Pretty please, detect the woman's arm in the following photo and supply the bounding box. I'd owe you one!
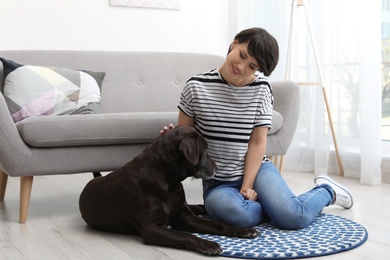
[178,111,195,127]
[240,127,268,201]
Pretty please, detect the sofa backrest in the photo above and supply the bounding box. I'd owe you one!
[0,51,225,113]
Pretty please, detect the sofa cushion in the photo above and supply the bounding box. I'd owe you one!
[16,110,281,148]
[16,112,179,147]
[0,58,105,123]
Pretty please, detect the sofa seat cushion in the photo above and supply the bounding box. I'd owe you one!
[16,112,178,148]
[16,110,282,148]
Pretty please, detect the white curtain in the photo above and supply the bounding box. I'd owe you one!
[235,0,382,185]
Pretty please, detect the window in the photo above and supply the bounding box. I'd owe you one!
[383,1,390,144]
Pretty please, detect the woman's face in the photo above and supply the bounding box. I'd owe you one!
[221,40,260,86]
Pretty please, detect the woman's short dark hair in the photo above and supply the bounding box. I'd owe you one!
[233,27,279,77]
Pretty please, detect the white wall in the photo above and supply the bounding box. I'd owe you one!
[0,0,234,56]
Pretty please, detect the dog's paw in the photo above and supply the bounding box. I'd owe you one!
[198,240,222,255]
[234,228,260,239]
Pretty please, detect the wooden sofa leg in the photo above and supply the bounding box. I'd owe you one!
[273,156,279,168]
[20,176,34,224]
[269,155,285,174]
[279,155,285,173]
[0,171,8,201]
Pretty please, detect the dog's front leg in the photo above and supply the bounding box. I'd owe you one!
[141,226,222,255]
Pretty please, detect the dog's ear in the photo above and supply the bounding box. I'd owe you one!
[179,137,199,166]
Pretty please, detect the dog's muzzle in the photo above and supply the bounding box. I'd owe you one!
[193,153,217,179]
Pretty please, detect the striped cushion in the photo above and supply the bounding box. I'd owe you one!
[0,58,105,122]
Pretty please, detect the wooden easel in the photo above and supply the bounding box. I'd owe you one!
[285,0,344,176]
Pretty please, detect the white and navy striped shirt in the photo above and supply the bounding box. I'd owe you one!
[178,68,273,181]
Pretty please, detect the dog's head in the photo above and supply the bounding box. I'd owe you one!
[160,126,217,180]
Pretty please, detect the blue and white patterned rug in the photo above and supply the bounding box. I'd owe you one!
[195,213,368,259]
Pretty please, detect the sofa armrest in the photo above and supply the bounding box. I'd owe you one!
[266,81,300,156]
[0,92,31,174]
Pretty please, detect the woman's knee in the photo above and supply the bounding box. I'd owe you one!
[204,189,261,228]
[206,202,261,228]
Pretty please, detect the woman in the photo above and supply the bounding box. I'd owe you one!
[161,27,353,229]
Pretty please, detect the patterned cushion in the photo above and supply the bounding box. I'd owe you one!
[0,58,105,122]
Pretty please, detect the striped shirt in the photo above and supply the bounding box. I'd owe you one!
[178,68,273,181]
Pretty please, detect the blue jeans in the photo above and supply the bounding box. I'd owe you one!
[203,161,335,229]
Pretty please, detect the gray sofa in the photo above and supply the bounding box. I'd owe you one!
[0,51,299,223]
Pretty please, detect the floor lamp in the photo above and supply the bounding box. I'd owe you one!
[285,0,344,176]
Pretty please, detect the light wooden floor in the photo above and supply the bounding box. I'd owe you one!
[1,171,389,260]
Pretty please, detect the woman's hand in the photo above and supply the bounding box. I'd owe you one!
[160,124,175,136]
[240,188,258,201]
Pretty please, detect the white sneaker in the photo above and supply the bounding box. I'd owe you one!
[314,174,353,209]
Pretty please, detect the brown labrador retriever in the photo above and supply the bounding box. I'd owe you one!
[79,126,259,255]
